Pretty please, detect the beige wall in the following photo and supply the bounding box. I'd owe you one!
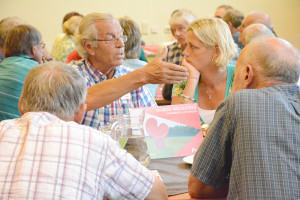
[1,0,300,50]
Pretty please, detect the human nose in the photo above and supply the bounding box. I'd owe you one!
[115,37,124,47]
[182,47,189,56]
[173,29,181,36]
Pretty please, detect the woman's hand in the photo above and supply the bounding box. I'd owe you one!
[182,57,200,78]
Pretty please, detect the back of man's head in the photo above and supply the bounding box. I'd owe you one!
[74,12,114,58]
[19,62,87,120]
[4,24,42,58]
[0,17,25,49]
[244,38,300,84]
[222,9,244,29]
[244,11,275,34]
[242,23,275,46]
[214,5,233,18]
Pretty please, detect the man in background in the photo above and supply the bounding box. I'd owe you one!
[0,62,167,200]
[238,11,277,44]
[222,9,244,49]
[188,37,300,199]
[162,9,197,101]
[0,24,44,121]
[214,5,233,18]
[0,17,24,61]
[241,23,275,46]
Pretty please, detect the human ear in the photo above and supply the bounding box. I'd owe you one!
[243,65,254,88]
[18,96,23,115]
[83,40,95,56]
[74,103,87,124]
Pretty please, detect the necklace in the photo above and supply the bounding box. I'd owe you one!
[202,81,212,101]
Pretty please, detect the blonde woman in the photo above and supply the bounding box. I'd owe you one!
[172,18,237,125]
[51,13,83,62]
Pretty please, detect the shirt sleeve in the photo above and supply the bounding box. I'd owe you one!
[103,136,154,199]
[137,85,157,107]
[191,96,235,189]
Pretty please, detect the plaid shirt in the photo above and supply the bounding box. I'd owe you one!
[70,59,156,129]
[0,112,154,200]
[191,85,300,199]
[163,41,184,65]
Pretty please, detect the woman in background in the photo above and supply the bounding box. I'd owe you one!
[51,12,83,62]
[172,17,237,125]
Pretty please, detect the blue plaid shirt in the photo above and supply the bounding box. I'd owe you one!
[191,85,300,199]
[70,59,156,129]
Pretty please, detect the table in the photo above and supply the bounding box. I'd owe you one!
[147,157,226,200]
[147,157,191,196]
[155,97,171,105]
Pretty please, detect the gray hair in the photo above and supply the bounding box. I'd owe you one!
[74,12,114,58]
[0,16,25,48]
[63,15,83,36]
[169,9,197,26]
[222,9,244,28]
[243,23,275,46]
[188,17,237,68]
[119,17,141,59]
[20,62,87,119]
[246,38,300,84]
[5,24,42,57]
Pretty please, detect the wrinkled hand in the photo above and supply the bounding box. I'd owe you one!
[182,57,200,78]
[140,47,188,84]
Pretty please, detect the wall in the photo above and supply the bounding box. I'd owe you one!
[1,0,300,50]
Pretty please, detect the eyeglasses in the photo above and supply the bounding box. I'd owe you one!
[93,35,128,44]
[40,42,45,49]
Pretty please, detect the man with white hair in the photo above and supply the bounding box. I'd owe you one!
[188,38,300,199]
[70,13,188,129]
[0,62,168,200]
[241,23,275,46]
[162,9,197,101]
[238,11,277,44]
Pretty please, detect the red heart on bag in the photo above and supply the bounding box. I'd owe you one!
[145,118,169,140]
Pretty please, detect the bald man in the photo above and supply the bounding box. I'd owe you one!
[241,23,275,46]
[188,38,300,199]
[238,11,276,43]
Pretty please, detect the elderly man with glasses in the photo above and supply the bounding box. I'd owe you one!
[0,24,45,121]
[70,13,188,130]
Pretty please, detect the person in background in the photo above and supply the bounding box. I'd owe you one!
[51,12,83,62]
[172,18,237,125]
[222,9,244,49]
[0,17,25,61]
[214,4,233,18]
[162,9,197,101]
[0,62,168,200]
[119,16,158,99]
[241,23,275,46]
[70,12,188,129]
[0,24,44,121]
[188,37,300,199]
[238,11,277,44]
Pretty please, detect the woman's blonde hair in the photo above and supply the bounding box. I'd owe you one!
[188,17,237,68]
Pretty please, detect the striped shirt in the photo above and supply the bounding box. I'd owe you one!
[0,55,39,121]
[69,59,156,129]
[191,85,300,199]
[0,112,154,199]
